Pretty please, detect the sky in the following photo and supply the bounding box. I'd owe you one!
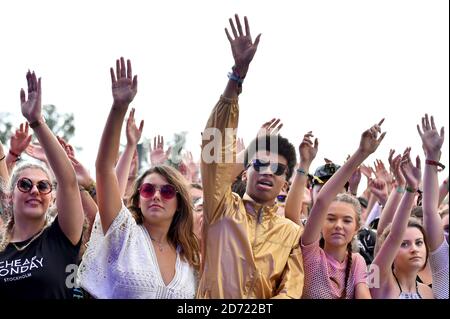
[1,0,449,180]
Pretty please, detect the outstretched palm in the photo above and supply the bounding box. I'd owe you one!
[110,57,137,107]
[126,108,144,146]
[20,71,42,123]
[417,114,444,160]
[10,123,32,154]
[225,15,261,77]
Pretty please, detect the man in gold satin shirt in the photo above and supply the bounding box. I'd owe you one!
[197,14,304,299]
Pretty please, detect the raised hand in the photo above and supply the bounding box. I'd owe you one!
[20,71,42,123]
[358,119,386,156]
[126,108,144,146]
[10,122,32,156]
[68,155,93,189]
[400,148,422,190]
[110,57,138,107]
[258,118,283,137]
[25,142,48,163]
[373,159,393,186]
[225,14,261,77]
[391,154,405,187]
[360,164,373,180]
[369,178,389,204]
[299,131,318,166]
[149,135,169,166]
[57,136,75,158]
[417,114,445,162]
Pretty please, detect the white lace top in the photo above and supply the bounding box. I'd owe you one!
[77,206,197,299]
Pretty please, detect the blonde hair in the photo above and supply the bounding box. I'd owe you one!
[0,163,54,252]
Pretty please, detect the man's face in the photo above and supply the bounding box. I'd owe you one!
[244,151,288,206]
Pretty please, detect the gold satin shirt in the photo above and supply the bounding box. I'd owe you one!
[197,96,304,299]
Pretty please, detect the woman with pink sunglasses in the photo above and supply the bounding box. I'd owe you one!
[78,58,199,299]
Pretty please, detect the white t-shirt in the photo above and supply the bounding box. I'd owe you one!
[78,206,197,299]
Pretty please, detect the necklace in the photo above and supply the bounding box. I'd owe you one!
[149,236,167,252]
[12,227,46,251]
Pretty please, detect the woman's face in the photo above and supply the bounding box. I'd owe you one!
[138,173,178,226]
[12,168,52,221]
[322,201,358,248]
[394,227,427,272]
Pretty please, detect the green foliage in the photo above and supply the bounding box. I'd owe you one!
[0,112,14,145]
[42,104,75,141]
[0,105,75,145]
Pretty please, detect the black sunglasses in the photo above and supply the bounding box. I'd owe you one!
[17,178,53,195]
[249,159,287,176]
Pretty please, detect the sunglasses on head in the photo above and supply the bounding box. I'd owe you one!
[249,159,287,176]
[138,183,178,200]
[17,178,52,195]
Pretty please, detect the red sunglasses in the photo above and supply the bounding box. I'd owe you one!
[138,183,178,200]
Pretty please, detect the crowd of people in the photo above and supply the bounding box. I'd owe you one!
[0,15,448,299]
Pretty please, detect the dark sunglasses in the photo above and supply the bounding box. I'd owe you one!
[277,194,287,203]
[138,183,178,200]
[249,159,287,176]
[17,178,52,195]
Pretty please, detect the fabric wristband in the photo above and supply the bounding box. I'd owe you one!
[29,117,45,129]
[396,186,405,193]
[405,186,417,193]
[425,159,445,171]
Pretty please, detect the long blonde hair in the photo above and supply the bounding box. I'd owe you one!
[0,163,53,252]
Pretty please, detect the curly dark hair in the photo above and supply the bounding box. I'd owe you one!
[244,134,297,180]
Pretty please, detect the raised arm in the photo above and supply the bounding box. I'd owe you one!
[0,141,9,183]
[96,57,137,233]
[20,71,83,245]
[285,131,318,225]
[377,154,405,237]
[372,149,421,276]
[439,177,448,207]
[418,114,445,251]
[302,120,386,245]
[223,14,261,99]
[201,15,260,223]
[115,108,144,198]
[5,122,31,174]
